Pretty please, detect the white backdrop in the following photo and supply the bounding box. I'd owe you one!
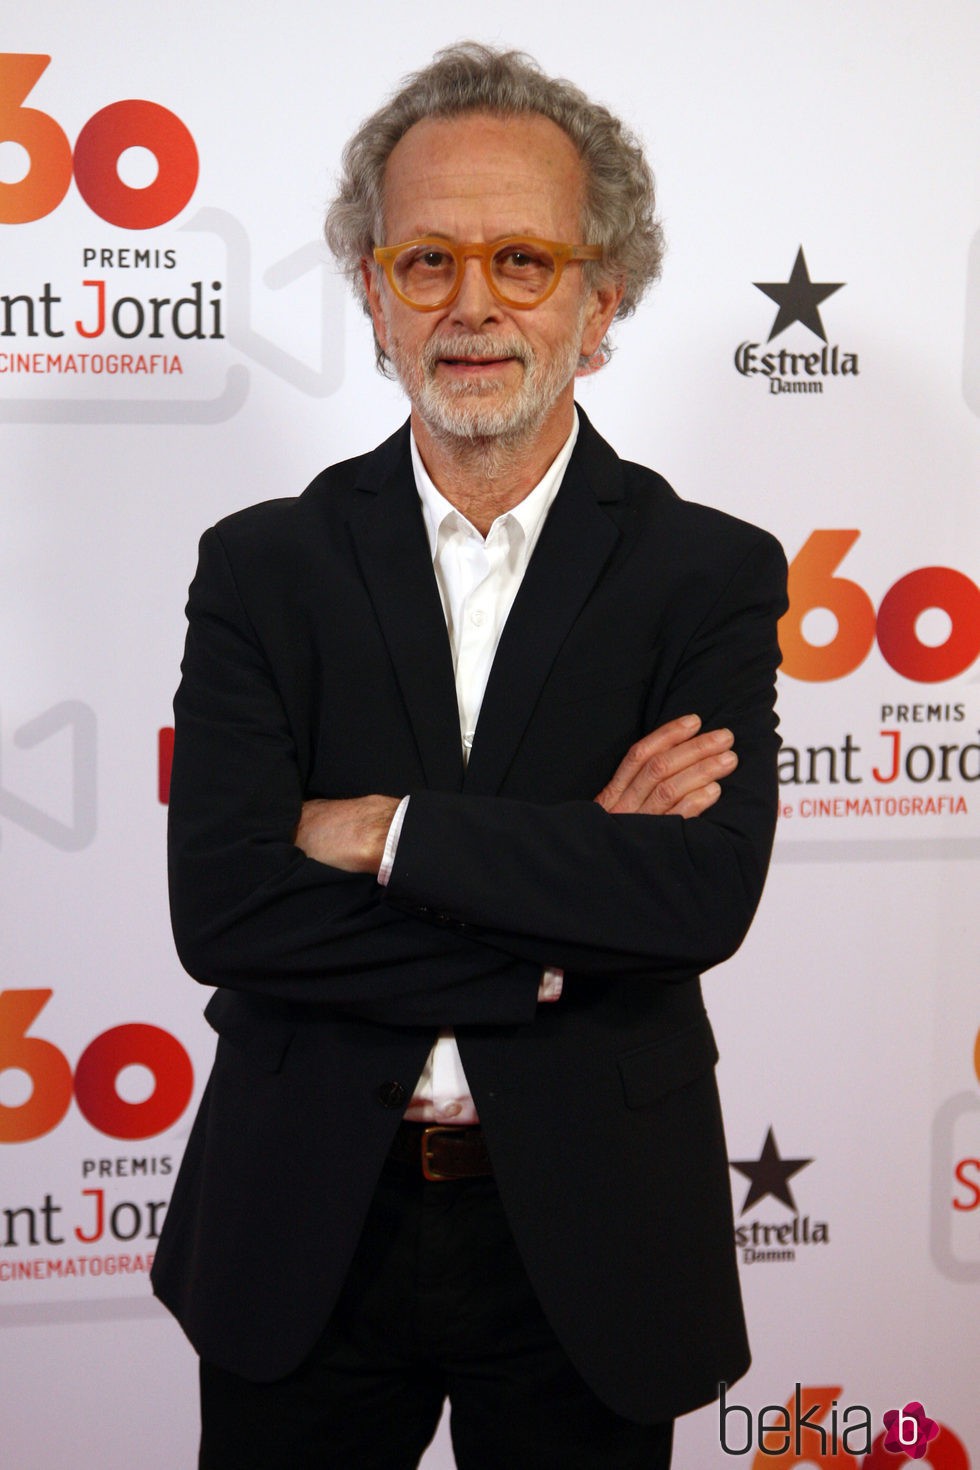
[2,3,977,1466]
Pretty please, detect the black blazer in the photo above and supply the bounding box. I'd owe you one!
[152,410,787,1424]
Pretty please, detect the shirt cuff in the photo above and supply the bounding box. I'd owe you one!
[377,795,410,886]
[537,967,564,1002]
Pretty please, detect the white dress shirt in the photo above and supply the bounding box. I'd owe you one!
[378,413,578,1123]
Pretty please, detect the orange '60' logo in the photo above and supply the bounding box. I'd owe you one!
[0,53,198,228]
[0,990,193,1142]
[780,531,980,683]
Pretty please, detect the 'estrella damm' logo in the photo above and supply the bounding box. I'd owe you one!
[730,1127,831,1265]
[733,246,859,395]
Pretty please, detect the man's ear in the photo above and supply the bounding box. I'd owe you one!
[580,276,625,361]
[361,258,388,353]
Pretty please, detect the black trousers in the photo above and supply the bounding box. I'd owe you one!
[199,1152,674,1469]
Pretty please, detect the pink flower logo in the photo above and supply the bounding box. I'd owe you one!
[882,1401,940,1459]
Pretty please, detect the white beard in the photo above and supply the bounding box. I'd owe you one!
[385,312,586,448]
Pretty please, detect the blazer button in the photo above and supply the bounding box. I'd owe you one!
[375,1081,407,1109]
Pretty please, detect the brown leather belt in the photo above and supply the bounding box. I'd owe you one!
[390,1122,492,1181]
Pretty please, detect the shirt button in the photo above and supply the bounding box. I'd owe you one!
[441,1102,462,1119]
[375,1081,407,1109]
[470,609,486,627]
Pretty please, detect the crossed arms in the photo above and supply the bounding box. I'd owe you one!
[294,715,739,873]
[168,515,786,1026]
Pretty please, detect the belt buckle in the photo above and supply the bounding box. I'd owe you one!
[421,1124,459,1181]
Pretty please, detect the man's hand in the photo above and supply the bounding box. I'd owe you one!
[294,795,401,873]
[594,714,736,818]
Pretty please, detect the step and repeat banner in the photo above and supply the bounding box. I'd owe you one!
[2,4,977,1467]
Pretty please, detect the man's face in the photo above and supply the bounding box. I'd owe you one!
[363,112,621,446]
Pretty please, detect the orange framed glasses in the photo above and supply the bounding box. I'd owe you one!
[372,237,604,311]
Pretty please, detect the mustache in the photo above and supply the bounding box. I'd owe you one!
[422,333,533,370]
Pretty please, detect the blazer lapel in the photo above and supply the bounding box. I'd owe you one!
[349,427,465,792]
[463,414,623,795]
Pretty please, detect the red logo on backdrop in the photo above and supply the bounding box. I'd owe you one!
[951,1029,980,1216]
[0,53,198,228]
[780,532,980,683]
[952,1028,980,1215]
[158,726,174,804]
[933,1025,980,1281]
[0,990,193,1142]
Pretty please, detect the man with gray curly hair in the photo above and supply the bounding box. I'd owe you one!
[154,42,787,1470]
[325,44,664,376]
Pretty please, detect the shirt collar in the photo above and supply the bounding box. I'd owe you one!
[411,408,580,561]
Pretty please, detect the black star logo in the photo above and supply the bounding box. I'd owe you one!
[754,247,844,343]
[730,1127,813,1214]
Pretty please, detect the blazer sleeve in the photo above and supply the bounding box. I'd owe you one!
[167,526,542,1027]
[384,532,788,978]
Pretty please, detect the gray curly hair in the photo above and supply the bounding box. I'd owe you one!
[324,42,665,372]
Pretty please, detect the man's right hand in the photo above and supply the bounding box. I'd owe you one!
[594,715,737,819]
